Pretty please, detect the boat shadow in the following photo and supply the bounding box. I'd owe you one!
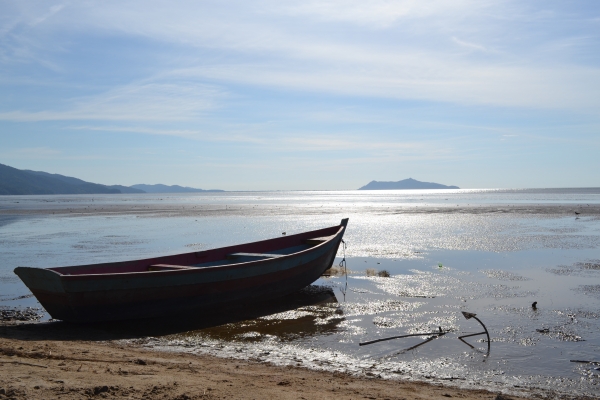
[0,285,340,342]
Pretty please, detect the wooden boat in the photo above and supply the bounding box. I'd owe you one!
[14,218,348,323]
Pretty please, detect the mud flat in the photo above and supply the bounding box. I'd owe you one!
[0,321,542,400]
[1,200,600,218]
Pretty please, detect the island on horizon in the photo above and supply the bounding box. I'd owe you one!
[358,178,459,190]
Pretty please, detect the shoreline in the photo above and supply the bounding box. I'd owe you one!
[0,321,542,400]
[1,200,600,219]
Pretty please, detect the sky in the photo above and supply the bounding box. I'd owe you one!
[1,0,599,190]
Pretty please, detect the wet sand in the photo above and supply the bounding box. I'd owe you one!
[0,321,536,400]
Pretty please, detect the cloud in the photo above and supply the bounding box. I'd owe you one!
[30,4,65,26]
[280,135,426,152]
[68,125,267,144]
[1,0,600,120]
[451,37,490,52]
[0,80,226,122]
[81,1,600,109]
[279,0,480,28]
[176,59,600,109]
[1,147,61,159]
[67,124,456,161]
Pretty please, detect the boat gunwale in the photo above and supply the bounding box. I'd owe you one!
[18,224,345,280]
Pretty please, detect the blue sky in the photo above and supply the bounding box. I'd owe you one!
[1,0,599,190]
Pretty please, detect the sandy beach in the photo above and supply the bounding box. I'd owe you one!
[0,321,539,400]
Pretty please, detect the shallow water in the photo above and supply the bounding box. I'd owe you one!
[1,189,600,397]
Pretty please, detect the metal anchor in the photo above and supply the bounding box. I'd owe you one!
[458,311,491,356]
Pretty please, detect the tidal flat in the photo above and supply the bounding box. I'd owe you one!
[1,189,599,398]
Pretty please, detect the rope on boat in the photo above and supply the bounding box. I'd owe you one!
[338,239,348,301]
[338,239,347,273]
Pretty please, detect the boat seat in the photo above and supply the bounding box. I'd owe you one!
[303,235,335,245]
[148,264,195,271]
[227,252,284,260]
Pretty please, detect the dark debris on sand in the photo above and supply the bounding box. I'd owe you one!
[0,307,43,322]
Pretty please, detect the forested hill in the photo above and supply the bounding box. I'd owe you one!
[130,184,224,193]
[0,163,126,195]
[0,163,224,195]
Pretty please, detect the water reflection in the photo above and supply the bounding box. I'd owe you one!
[178,286,342,343]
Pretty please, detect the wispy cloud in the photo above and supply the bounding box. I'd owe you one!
[68,123,460,162]
[3,0,598,111]
[30,4,65,26]
[1,147,61,159]
[0,80,226,122]
[176,61,600,109]
[451,37,490,52]
[68,125,266,144]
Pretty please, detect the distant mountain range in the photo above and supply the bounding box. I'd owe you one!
[0,163,224,195]
[359,178,459,190]
[130,184,223,193]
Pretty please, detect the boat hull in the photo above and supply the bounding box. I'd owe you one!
[15,220,347,322]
